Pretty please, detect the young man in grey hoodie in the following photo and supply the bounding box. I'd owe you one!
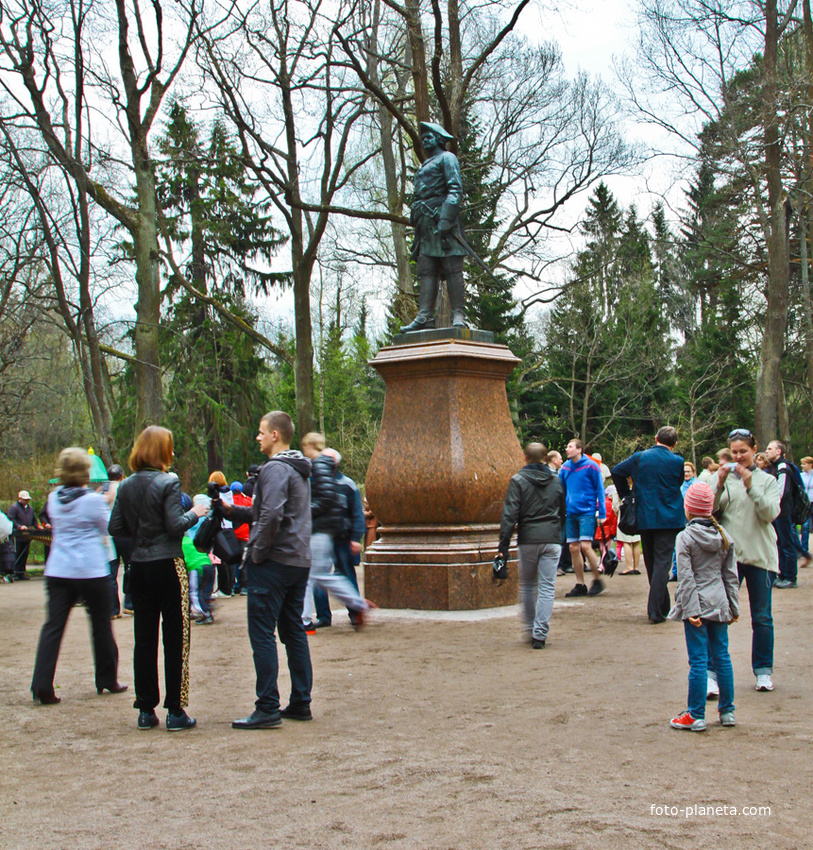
[498,442,566,648]
[223,410,314,729]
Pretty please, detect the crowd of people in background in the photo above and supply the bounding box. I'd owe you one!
[1,415,807,735]
[498,426,808,731]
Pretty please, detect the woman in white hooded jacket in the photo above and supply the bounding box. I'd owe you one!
[30,448,126,704]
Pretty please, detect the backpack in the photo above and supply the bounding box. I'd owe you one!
[788,463,812,526]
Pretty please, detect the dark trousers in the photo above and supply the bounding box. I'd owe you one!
[217,561,234,596]
[1,539,15,575]
[130,559,185,712]
[247,561,312,714]
[773,515,798,582]
[639,528,679,621]
[112,537,133,611]
[31,576,119,697]
[314,540,361,624]
[14,537,30,575]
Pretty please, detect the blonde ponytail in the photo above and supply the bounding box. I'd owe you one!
[709,515,729,551]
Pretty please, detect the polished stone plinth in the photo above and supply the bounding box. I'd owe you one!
[364,336,524,610]
[391,327,495,346]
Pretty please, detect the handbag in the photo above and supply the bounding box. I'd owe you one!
[213,527,242,565]
[492,554,508,581]
[598,522,618,577]
[193,514,220,553]
[617,453,642,536]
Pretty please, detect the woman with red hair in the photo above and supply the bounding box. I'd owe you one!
[109,426,207,731]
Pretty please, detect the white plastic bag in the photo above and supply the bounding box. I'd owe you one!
[0,510,12,543]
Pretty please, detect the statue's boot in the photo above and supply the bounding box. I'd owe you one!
[401,279,438,332]
[448,273,466,328]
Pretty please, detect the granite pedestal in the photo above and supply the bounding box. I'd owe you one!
[364,330,524,609]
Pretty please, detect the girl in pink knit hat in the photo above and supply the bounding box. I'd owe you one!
[667,481,740,732]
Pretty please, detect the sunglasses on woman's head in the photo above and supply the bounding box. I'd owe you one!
[728,429,752,440]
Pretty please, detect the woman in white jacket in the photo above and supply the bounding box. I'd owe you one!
[30,448,126,704]
[711,429,781,693]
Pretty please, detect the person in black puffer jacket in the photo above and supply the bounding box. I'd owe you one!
[498,442,566,648]
[300,432,369,630]
[109,426,207,732]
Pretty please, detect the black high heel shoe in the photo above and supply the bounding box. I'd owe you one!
[97,683,128,695]
[33,691,61,705]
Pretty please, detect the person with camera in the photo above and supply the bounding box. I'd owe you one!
[108,426,208,731]
[497,442,565,649]
[711,428,781,692]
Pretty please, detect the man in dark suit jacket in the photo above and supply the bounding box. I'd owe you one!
[8,491,37,580]
[612,426,685,623]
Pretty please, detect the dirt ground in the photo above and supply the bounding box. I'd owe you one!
[1,567,811,849]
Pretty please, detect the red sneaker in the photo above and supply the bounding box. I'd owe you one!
[670,711,706,731]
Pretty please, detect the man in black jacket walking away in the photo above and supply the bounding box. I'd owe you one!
[300,433,370,630]
[498,443,566,648]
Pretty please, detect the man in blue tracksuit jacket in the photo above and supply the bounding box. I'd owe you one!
[560,439,606,597]
[612,426,685,622]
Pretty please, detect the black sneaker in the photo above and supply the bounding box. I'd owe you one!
[531,639,546,649]
[314,619,332,629]
[588,578,605,596]
[166,710,196,731]
[280,704,313,721]
[565,583,588,597]
[138,710,159,730]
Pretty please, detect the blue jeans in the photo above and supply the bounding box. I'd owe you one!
[247,561,312,714]
[738,563,774,675]
[684,619,734,719]
[773,514,797,582]
[518,543,561,641]
[314,539,361,624]
[790,525,809,559]
[801,519,810,555]
[303,532,366,624]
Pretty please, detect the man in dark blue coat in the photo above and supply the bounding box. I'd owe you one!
[612,426,685,623]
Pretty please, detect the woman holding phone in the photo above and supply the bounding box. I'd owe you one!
[711,428,781,693]
[109,426,207,731]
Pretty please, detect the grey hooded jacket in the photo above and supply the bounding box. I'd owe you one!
[229,450,313,568]
[668,519,740,623]
[498,463,566,556]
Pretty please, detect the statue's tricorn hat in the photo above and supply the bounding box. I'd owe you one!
[419,121,454,141]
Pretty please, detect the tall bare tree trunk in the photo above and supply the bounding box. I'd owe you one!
[755,0,791,447]
[802,0,813,412]
[370,0,413,321]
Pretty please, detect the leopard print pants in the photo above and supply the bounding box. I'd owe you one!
[173,558,190,708]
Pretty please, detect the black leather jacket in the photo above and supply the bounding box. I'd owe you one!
[108,470,198,562]
[311,454,345,536]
